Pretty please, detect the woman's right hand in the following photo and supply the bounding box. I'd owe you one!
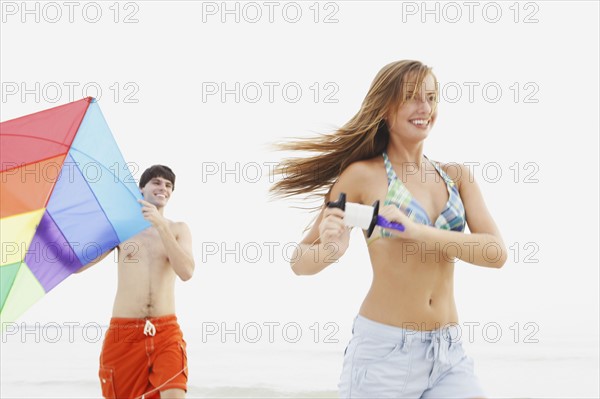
[318,207,351,255]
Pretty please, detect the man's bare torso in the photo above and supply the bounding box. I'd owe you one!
[112,221,179,318]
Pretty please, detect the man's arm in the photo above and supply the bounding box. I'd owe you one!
[138,199,195,280]
[156,222,195,281]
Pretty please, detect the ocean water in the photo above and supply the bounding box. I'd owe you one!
[1,328,598,398]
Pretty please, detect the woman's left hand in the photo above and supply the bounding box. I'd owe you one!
[378,205,424,240]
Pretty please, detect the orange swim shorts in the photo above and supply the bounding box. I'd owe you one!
[98,314,188,399]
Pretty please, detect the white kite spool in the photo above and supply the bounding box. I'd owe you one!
[344,202,375,230]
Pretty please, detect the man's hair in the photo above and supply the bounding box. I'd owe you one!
[139,165,176,191]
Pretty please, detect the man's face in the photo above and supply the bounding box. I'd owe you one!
[140,176,173,208]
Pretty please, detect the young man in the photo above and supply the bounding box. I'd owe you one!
[78,165,195,399]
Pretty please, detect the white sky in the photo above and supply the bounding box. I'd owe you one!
[1,0,599,393]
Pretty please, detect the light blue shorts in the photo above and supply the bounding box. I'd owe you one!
[338,315,486,398]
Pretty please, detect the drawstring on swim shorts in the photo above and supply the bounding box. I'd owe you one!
[143,319,156,336]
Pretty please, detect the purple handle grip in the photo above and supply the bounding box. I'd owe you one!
[376,215,405,232]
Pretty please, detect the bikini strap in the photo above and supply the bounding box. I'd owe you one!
[424,155,456,187]
[382,152,396,184]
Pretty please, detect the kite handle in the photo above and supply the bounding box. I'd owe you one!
[327,193,404,237]
[376,215,405,232]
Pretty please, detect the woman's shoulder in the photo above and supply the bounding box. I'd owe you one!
[332,155,386,202]
[341,155,384,177]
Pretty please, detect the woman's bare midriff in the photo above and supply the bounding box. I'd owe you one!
[359,237,458,331]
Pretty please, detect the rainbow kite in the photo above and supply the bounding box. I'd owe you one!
[0,98,150,325]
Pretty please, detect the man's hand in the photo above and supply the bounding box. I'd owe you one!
[138,199,168,228]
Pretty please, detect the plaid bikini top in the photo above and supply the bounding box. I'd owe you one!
[368,152,466,243]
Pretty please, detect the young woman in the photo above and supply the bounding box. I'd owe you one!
[271,60,506,398]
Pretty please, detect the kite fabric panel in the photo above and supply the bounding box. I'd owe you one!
[0,97,150,324]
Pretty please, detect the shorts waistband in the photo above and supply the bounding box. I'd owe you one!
[353,314,461,345]
[109,314,178,328]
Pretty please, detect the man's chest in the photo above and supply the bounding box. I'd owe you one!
[119,229,168,263]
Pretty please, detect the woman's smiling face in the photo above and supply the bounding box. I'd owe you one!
[386,73,438,143]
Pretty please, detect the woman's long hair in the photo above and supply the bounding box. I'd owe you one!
[270,60,439,204]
